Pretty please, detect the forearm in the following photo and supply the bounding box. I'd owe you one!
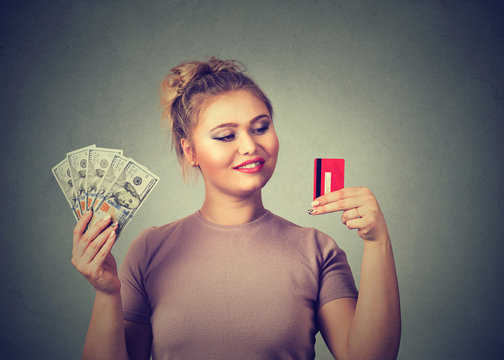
[348,234,401,360]
[83,291,129,360]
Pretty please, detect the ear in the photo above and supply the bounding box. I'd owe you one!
[180,138,196,165]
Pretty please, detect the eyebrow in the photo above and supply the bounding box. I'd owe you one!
[210,114,270,132]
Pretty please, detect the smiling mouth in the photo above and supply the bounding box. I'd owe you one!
[235,161,263,169]
[233,158,265,172]
[234,157,265,169]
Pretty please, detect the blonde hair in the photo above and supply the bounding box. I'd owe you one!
[160,57,273,178]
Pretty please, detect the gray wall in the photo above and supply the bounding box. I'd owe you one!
[1,0,503,359]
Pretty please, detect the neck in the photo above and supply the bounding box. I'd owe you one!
[200,189,266,226]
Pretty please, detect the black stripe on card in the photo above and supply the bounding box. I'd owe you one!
[315,158,322,198]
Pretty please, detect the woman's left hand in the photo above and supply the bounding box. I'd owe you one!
[309,187,389,243]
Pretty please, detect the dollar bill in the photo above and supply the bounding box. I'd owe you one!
[90,159,160,236]
[89,153,129,211]
[53,146,160,235]
[86,147,123,212]
[51,159,80,221]
[67,145,96,218]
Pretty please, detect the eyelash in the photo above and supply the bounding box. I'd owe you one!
[213,124,270,142]
[214,134,235,142]
[252,125,269,135]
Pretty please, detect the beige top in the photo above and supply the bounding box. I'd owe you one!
[119,210,357,359]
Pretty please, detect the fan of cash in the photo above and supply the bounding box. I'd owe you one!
[52,145,160,236]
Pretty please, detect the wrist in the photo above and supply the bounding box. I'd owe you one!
[363,232,391,249]
[95,289,122,303]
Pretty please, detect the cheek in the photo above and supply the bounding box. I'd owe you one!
[266,132,280,159]
[196,141,234,172]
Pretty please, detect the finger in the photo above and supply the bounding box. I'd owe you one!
[312,187,369,207]
[341,208,362,225]
[310,195,368,215]
[72,210,94,254]
[90,229,116,267]
[75,214,113,257]
[345,217,368,231]
[82,225,116,263]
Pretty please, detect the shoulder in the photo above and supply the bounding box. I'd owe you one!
[125,212,199,256]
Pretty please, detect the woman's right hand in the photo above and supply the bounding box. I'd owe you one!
[71,211,121,296]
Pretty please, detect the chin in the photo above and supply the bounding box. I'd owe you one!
[235,176,272,195]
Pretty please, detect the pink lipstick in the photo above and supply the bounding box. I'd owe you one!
[233,157,265,173]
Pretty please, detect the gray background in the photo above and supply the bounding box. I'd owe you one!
[1,0,503,359]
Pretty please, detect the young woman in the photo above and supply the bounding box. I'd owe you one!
[71,58,401,360]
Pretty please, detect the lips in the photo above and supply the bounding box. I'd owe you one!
[233,157,265,173]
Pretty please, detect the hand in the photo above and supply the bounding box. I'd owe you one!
[71,210,121,296]
[309,187,389,243]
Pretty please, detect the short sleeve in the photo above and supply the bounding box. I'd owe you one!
[119,228,152,323]
[317,233,358,309]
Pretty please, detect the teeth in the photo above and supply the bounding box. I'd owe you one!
[237,161,261,169]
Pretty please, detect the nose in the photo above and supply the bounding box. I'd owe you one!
[237,133,257,155]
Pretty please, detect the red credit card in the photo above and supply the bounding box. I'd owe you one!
[313,158,345,200]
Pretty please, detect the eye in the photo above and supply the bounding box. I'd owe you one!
[213,133,235,142]
[251,123,269,135]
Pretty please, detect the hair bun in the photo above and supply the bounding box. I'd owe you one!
[160,57,244,122]
[208,57,245,73]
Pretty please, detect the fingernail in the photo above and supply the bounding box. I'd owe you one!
[112,221,119,228]
[108,229,116,239]
[308,208,317,215]
[103,214,111,221]
[311,200,320,207]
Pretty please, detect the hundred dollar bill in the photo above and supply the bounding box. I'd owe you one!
[90,159,159,236]
[86,147,123,211]
[67,145,96,218]
[51,159,80,221]
[89,153,129,211]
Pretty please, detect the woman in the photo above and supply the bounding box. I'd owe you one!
[71,58,401,360]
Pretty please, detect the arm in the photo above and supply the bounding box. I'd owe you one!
[83,295,152,360]
[71,211,152,360]
[311,187,401,360]
[83,292,129,360]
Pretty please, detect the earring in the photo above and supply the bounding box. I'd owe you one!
[191,161,196,166]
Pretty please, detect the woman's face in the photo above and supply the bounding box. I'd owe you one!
[188,90,279,199]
